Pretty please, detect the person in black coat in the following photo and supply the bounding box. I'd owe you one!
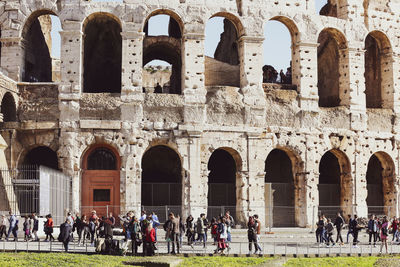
[59,220,72,252]
[334,212,344,244]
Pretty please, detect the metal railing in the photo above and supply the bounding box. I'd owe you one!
[1,239,399,256]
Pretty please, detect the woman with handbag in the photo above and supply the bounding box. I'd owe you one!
[44,214,55,242]
[131,216,142,255]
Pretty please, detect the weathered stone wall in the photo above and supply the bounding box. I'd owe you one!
[0,0,400,227]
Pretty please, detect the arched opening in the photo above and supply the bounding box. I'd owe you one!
[143,14,182,94]
[318,149,352,218]
[317,28,347,107]
[22,146,58,170]
[83,13,122,93]
[204,15,241,87]
[82,145,120,218]
[263,20,294,87]
[141,145,182,217]
[22,11,61,82]
[207,148,239,220]
[16,146,58,215]
[366,152,396,216]
[265,149,295,227]
[364,32,392,108]
[1,92,17,122]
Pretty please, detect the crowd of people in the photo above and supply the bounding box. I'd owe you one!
[316,212,397,254]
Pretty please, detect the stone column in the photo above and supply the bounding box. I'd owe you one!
[120,30,144,122]
[346,46,367,131]
[182,33,207,124]
[393,54,400,133]
[238,36,266,127]
[0,37,24,81]
[58,21,83,212]
[247,132,265,225]
[293,42,319,112]
[185,130,205,219]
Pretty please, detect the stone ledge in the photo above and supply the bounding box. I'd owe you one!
[19,121,59,130]
[80,120,121,129]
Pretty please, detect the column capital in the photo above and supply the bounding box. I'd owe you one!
[238,36,264,44]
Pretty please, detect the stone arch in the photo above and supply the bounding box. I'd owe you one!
[141,145,183,219]
[364,31,393,109]
[366,151,396,216]
[318,148,352,218]
[317,28,348,107]
[143,9,184,37]
[20,145,59,170]
[82,12,122,93]
[207,147,243,223]
[81,144,121,218]
[143,10,183,94]
[21,9,60,82]
[1,92,17,122]
[265,147,304,227]
[263,16,299,86]
[210,12,245,38]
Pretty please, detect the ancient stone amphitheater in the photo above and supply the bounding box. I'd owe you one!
[0,0,399,227]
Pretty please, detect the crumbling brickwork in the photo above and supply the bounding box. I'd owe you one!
[0,0,400,227]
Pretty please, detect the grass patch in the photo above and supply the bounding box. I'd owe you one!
[0,253,273,267]
[285,257,379,267]
[177,256,273,267]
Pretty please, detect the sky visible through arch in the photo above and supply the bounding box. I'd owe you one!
[50,0,327,73]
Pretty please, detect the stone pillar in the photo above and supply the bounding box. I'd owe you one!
[0,37,24,81]
[121,31,144,101]
[58,21,83,212]
[182,33,207,124]
[293,42,319,112]
[393,54,400,133]
[120,31,144,122]
[346,46,367,131]
[185,130,206,219]
[247,132,265,225]
[353,137,368,217]
[238,36,266,127]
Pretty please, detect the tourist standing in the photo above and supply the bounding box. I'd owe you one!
[380,216,389,254]
[316,215,324,244]
[368,215,378,247]
[254,214,262,253]
[163,214,173,253]
[44,214,55,242]
[391,216,399,242]
[247,216,260,254]
[216,217,228,254]
[31,214,39,241]
[144,224,156,256]
[0,214,7,240]
[131,216,141,255]
[170,213,180,254]
[23,216,31,241]
[351,214,360,248]
[6,211,18,241]
[89,210,98,244]
[334,212,344,245]
[346,214,354,244]
[325,218,335,247]
[186,215,195,246]
[59,220,72,252]
[224,211,234,245]
[151,212,160,241]
[196,213,206,248]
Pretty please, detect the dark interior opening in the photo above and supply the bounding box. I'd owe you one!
[1,92,17,122]
[83,15,122,93]
[23,146,59,170]
[365,34,382,108]
[318,151,341,207]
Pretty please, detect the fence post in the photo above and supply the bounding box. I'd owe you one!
[165,206,168,222]
[15,240,17,252]
[311,206,315,233]
[106,205,109,217]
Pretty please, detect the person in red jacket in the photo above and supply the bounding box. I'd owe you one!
[44,214,55,241]
[145,224,156,256]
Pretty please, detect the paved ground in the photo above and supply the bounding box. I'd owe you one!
[0,228,398,256]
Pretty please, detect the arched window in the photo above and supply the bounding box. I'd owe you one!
[143,14,182,94]
[87,147,117,170]
[22,12,61,82]
[1,92,17,122]
[204,15,241,87]
[364,32,392,109]
[83,14,122,93]
[317,28,347,107]
[263,18,297,88]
